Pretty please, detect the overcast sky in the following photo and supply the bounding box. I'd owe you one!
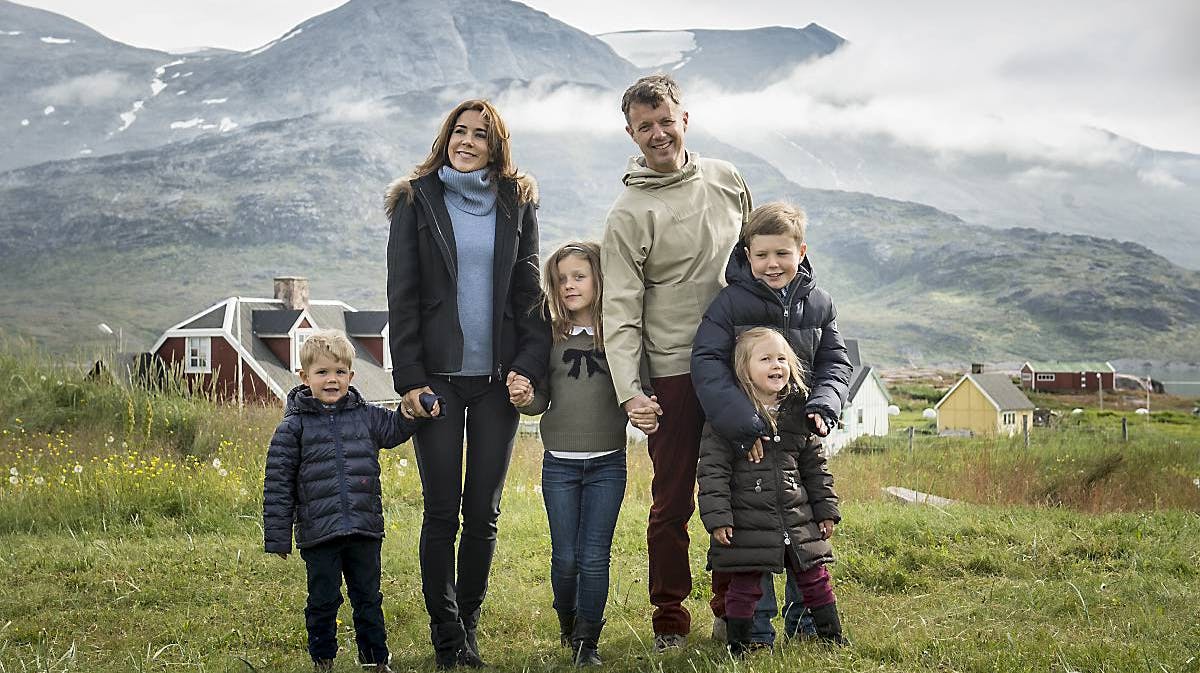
[12,0,1200,155]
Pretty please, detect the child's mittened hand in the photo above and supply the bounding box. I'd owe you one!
[818,520,835,539]
[714,527,734,546]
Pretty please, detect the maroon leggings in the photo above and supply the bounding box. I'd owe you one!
[720,558,835,620]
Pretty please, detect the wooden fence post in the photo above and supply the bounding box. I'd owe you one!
[908,426,915,456]
[1023,414,1030,449]
[1122,416,1129,442]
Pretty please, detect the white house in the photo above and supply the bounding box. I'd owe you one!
[824,339,892,455]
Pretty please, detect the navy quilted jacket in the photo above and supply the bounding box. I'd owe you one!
[263,385,417,554]
[692,248,851,452]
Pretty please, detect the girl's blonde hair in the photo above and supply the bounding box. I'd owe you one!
[733,327,808,432]
[542,241,604,351]
[410,99,525,188]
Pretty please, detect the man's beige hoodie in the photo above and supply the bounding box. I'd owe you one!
[601,154,752,404]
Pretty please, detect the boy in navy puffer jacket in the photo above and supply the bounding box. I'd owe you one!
[264,330,435,673]
[692,202,852,648]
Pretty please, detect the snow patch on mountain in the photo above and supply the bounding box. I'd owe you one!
[202,98,228,105]
[170,118,203,130]
[117,100,144,132]
[40,36,73,44]
[598,31,695,68]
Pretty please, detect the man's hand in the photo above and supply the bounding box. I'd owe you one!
[624,394,662,434]
[713,527,734,546]
[402,387,437,419]
[817,520,836,539]
[506,371,534,407]
[808,413,830,437]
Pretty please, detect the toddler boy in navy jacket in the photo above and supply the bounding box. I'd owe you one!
[691,202,852,647]
[264,330,435,672]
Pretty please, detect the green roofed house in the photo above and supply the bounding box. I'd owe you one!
[1019,361,1115,392]
[149,276,398,406]
[935,372,1035,437]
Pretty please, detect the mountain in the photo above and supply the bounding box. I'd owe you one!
[1,80,1196,364]
[597,24,843,91]
[733,130,1200,270]
[0,0,639,171]
[0,0,170,171]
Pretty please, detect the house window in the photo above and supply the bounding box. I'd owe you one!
[1002,412,1015,425]
[856,408,864,425]
[1035,373,1055,382]
[185,336,211,373]
[293,329,315,371]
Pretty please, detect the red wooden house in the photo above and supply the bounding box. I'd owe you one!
[1019,361,1115,392]
[150,277,398,405]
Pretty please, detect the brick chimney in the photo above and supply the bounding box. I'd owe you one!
[273,276,310,311]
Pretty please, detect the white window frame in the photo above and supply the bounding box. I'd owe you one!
[292,328,315,372]
[856,408,864,425]
[1035,373,1056,382]
[1002,412,1015,425]
[185,336,211,374]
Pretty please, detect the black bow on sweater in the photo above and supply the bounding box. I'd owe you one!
[562,348,608,379]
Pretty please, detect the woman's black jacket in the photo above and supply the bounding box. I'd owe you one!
[385,171,549,394]
[691,248,851,452]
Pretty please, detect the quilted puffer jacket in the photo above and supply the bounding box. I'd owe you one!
[697,397,840,574]
[263,385,417,554]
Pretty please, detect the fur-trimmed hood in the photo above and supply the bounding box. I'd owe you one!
[384,172,538,220]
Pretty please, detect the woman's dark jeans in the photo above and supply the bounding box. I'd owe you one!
[541,449,627,623]
[414,375,519,629]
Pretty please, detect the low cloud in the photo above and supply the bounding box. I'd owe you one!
[1137,167,1184,189]
[320,98,391,124]
[34,71,134,105]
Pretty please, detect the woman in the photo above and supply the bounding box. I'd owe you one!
[384,99,548,669]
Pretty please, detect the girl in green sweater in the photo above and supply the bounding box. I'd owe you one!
[509,241,654,666]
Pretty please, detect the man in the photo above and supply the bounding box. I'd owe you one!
[601,74,752,650]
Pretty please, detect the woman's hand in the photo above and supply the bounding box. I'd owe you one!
[625,394,661,434]
[818,520,836,539]
[402,386,436,419]
[713,527,734,546]
[506,371,534,407]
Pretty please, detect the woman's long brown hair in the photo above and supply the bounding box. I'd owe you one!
[409,99,522,184]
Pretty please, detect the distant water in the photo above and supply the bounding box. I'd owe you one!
[1114,361,1200,398]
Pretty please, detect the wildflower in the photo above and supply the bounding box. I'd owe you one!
[34,476,44,485]
[533,484,543,495]
[8,467,16,476]
[398,458,409,468]
[106,435,114,444]
[1194,478,1200,489]
[239,488,248,496]
[219,468,228,477]
[56,380,63,386]
[40,375,47,381]
[7,476,17,485]
[212,458,222,469]
[58,475,66,484]
[73,464,83,474]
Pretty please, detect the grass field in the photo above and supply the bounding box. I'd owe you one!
[1,344,1198,672]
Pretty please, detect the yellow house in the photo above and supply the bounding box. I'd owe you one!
[935,373,1035,437]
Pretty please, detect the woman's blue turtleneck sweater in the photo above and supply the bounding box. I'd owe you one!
[437,165,497,377]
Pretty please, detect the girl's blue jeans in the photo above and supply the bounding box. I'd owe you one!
[541,450,627,623]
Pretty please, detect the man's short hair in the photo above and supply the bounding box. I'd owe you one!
[621,74,683,122]
[299,329,356,370]
[742,202,808,247]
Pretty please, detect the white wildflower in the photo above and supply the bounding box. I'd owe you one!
[219,468,228,477]
[58,475,66,484]
[40,375,46,381]
[34,476,45,485]
[8,476,17,485]
[8,467,16,476]
[106,435,114,444]
[398,458,409,468]
[73,464,83,474]
[1194,478,1200,489]
[212,458,222,469]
